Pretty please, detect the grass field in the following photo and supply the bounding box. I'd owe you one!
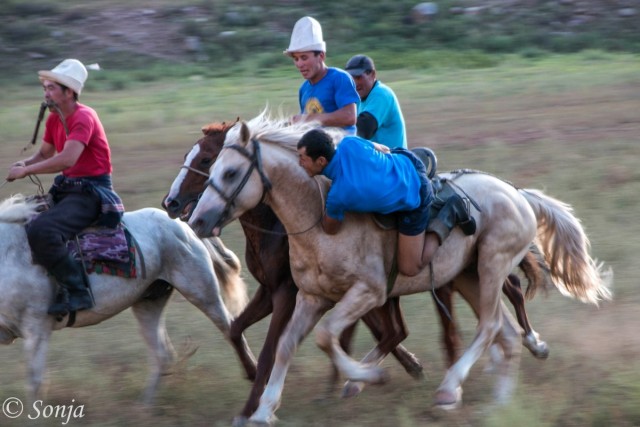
[0,52,639,426]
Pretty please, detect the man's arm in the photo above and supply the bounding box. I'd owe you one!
[7,140,85,181]
[305,103,357,128]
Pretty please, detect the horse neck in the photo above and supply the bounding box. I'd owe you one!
[260,143,325,238]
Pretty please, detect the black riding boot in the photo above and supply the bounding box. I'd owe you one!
[427,193,476,244]
[47,255,94,316]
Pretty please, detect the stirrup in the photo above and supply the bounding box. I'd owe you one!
[455,195,476,236]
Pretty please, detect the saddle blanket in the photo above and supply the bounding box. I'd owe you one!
[66,224,137,278]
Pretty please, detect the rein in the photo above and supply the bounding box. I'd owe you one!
[2,102,68,193]
[237,176,325,236]
[180,165,210,177]
[204,138,324,237]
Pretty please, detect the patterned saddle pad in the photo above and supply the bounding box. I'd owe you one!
[25,194,137,278]
[66,224,137,278]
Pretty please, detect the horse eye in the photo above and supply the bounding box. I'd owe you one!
[223,169,238,181]
[200,158,212,167]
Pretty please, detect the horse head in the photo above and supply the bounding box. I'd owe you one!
[189,120,273,237]
[162,119,238,221]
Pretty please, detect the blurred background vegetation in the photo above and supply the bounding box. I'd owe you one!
[1,0,638,87]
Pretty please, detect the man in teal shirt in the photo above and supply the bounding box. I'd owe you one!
[345,55,407,149]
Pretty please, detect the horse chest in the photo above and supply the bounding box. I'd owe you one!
[289,258,350,299]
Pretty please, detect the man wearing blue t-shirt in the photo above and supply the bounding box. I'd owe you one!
[345,54,407,149]
[284,17,359,134]
[297,129,475,277]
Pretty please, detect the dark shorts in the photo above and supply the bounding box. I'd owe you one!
[392,148,433,236]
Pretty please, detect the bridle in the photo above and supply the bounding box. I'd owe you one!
[205,139,272,230]
[203,138,324,236]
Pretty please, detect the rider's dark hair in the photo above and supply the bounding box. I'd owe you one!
[57,82,79,101]
[297,129,335,162]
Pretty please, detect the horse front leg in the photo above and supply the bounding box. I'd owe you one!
[315,281,388,385]
[342,296,423,398]
[234,282,297,426]
[229,284,274,383]
[22,318,54,405]
[362,297,423,378]
[319,321,358,398]
[249,292,332,426]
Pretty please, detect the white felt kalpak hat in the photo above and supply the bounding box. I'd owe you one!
[38,59,88,95]
[283,16,326,56]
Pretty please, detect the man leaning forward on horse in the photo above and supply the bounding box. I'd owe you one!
[5,59,124,316]
[297,129,475,276]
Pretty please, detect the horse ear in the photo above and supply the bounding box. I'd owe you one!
[240,121,250,146]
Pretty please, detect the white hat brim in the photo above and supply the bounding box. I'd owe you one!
[38,70,83,95]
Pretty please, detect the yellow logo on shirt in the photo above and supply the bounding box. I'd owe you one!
[304,98,324,114]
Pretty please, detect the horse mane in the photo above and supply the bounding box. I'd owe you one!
[0,194,45,224]
[201,118,238,136]
[225,109,346,151]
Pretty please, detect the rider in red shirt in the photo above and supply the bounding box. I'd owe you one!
[6,59,124,316]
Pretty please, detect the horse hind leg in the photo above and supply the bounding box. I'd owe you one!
[434,268,506,408]
[511,249,552,359]
[502,273,549,359]
[432,283,464,368]
[491,301,522,405]
[439,268,522,409]
[131,280,176,405]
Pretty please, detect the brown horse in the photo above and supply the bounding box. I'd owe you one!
[162,120,550,422]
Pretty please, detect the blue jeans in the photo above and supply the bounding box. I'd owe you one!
[391,148,434,236]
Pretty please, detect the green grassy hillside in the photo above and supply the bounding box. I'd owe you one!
[0,51,638,426]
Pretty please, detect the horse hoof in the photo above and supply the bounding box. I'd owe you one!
[434,387,462,410]
[523,333,550,359]
[232,416,248,427]
[409,368,425,380]
[247,417,276,427]
[341,381,365,398]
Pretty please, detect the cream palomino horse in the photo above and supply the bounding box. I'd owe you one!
[188,114,612,425]
[0,194,257,404]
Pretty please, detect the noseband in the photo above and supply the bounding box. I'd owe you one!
[206,139,272,226]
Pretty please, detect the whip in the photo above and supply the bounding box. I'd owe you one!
[23,101,48,153]
[22,100,68,153]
